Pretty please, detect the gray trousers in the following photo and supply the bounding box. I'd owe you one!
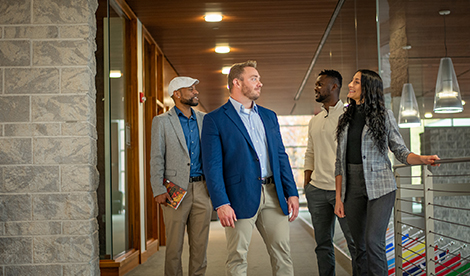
[344,164,395,276]
[305,184,357,276]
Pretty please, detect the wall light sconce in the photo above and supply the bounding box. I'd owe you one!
[398,83,421,128]
[433,10,463,114]
[110,70,122,78]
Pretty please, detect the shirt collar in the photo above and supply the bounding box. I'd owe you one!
[174,106,195,119]
[321,99,344,113]
[229,97,258,114]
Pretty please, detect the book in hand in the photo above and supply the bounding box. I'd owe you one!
[163,179,187,210]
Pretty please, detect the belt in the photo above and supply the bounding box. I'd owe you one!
[261,176,274,184]
[189,175,205,183]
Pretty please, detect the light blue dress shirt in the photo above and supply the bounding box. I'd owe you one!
[229,97,272,178]
[174,106,203,177]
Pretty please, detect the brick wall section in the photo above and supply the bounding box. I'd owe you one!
[0,0,99,275]
[420,127,470,259]
[421,127,470,182]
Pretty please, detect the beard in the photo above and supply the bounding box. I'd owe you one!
[315,93,327,103]
[181,96,199,106]
[315,91,330,103]
[241,84,260,101]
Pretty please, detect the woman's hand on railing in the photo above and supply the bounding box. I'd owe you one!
[407,153,440,166]
[421,154,440,166]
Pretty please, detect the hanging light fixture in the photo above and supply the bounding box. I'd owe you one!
[398,83,421,128]
[433,10,463,114]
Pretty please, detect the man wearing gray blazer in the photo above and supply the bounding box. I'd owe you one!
[150,76,212,276]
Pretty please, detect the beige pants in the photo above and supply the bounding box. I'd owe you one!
[225,183,293,276]
[161,180,213,276]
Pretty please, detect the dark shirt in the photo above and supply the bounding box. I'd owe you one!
[346,104,366,164]
[174,107,203,177]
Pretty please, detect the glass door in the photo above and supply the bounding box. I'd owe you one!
[104,0,130,258]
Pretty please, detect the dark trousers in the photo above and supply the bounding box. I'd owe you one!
[305,184,357,276]
[345,164,395,276]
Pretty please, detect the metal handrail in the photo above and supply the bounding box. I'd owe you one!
[393,157,470,169]
[393,157,470,276]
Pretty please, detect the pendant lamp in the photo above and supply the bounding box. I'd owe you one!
[433,10,463,114]
[398,83,421,128]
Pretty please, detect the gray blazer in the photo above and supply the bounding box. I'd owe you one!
[335,109,411,201]
[150,106,205,197]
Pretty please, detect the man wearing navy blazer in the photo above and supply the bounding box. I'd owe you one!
[201,60,299,276]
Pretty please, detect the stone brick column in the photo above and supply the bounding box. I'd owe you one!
[0,0,100,275]
[420,127,470,259]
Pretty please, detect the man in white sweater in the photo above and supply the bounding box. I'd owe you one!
[303,70,357,276]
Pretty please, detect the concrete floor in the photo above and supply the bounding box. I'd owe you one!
[125,217,352,276]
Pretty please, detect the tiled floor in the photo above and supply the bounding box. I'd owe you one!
[125,215,352,276]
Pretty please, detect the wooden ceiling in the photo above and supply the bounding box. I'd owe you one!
[125,0,470,118]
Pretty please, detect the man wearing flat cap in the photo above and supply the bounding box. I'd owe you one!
[150,76,212,276]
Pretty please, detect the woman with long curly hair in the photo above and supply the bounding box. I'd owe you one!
[334,69,440,275]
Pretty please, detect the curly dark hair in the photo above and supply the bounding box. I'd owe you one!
[336,69,388,154]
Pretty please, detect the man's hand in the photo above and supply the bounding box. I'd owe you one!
[303,170,313,189]
[335,200,345,218]
[287,196,299,222]
[217,205,237,228]
[154,192,173,206]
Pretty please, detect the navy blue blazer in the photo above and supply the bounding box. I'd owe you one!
[201,101,299,219]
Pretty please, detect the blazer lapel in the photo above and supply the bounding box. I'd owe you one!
[168,107,190,157]
[362,124,369,141]
[223,101,256,151]
[343,124,349,150]
[195,110,204,137]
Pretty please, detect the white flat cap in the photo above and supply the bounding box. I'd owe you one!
[168,76,199,97]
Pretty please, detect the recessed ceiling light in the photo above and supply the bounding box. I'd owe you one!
[222,66,231,74]
[205,13,223,22]
[215,45,230,54]
[424,112,433,118]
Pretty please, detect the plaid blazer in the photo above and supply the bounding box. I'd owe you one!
[335,109,411,201]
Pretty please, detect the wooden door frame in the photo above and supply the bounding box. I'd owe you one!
[140,26,161,263]
[100,0,140,274]
[99,0,171,274]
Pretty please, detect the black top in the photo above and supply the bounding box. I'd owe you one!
[346,104,366,164]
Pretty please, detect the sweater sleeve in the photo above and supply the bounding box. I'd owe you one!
[303,116,315,171]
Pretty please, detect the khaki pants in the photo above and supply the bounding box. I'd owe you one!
[225,183,293,276]
[161,180,213,276]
